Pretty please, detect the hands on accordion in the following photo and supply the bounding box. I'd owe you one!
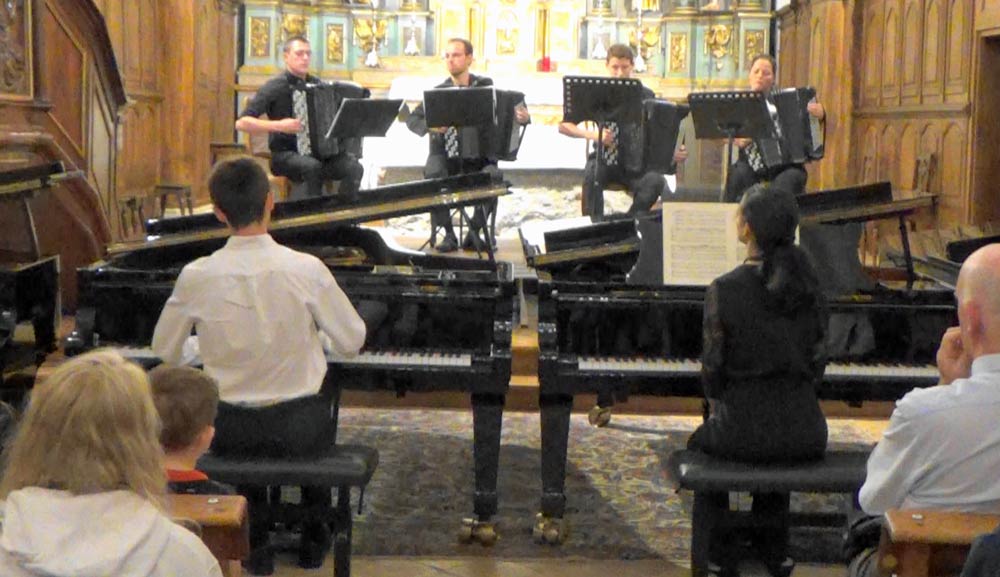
[423,87,527,162]
[746,87,825,175]
[291,81,370,160]
[614,99,689,176]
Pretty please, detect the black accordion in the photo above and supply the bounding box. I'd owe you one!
[293,81,370,160]
[613,99,689,175]
[750,87,825,173]
[425,87,527,161]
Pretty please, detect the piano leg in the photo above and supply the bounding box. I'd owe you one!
[536,392,573,544]
[466,392,504,545]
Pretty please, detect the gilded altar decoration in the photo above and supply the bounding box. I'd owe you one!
[354,18,388,59]
[744,30,764,70]
[282,14,308,41]
[496,10,518,55]
[326,23,345,63]
[669,32,688,72]
[705,23,731,70]
[628,23,660,66]
[592,0,612,16]
[250,17,271,58]
[0,0,30,98]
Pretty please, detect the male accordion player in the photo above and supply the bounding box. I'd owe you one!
[724,54,826,202]
[236,35,364,201]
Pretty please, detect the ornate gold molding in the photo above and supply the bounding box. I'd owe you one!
[250,17,271,57]
[669,32,688,72]
[281,13,309,40]
[326,23,345,63]
[705,23,731,70]
[743,29,764,70]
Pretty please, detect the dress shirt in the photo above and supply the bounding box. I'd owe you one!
[239,71,320,154]
[859,353,1000,514]
[152,234,366,406]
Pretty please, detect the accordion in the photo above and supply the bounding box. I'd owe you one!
[749,87,825,173]
[292,81,370,160]
[425,87,527,161]
[615,99,689,175]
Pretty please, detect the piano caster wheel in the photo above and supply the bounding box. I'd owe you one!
[588,405,612,428]
[458,518,498,546]
[532,513,568,545]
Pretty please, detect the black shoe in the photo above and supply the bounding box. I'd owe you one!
[436,234,459,253]
[765,556,795,577]
[462,231,480,251]
[244,546,275,576]
[706,560,740,577]
[298,523,332,569]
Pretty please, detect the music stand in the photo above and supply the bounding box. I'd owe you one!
[326,98,404,140]
[563,76,644,218]
[421,87,501,259]
[689,91,776,201]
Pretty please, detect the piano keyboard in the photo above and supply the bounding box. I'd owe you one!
[576,356,940,381]
[112,347,472,368]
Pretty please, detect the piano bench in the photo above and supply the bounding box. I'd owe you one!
[667,449,869,577]
[198,443,378,577]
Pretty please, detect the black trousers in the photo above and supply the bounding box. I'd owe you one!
[582,156,665,218]
[212,393,336,550]
[424,154,499,241]
[271,150,364,201]
[724,158,808,203]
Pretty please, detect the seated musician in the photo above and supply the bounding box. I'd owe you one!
[235,36,364,201]
[724,54,825,202]
[405,37,530,253]
[687,185,828,577]
[0,350,223,577]
[149,365,235,496]
[558,43,687,219]
[846,243,1000,577]
[151,157,367,575]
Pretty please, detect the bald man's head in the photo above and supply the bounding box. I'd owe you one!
[955,243,1000,355]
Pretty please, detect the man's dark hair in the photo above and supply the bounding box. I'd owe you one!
[606,43,635,64]
[447,38,474,57]
[208,157,270,230]
[149,366,219,452]
[284,35,310,53]
[749,53,777,75]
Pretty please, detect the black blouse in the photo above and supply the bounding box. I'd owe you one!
[688,262,829,462]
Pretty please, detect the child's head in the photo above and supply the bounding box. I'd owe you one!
[148,366,219,459]
[0,349,165,501]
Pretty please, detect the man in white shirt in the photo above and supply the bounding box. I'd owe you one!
[152,157,366,574]
[848,243,1000,577]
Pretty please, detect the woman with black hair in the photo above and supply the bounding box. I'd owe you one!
[687,184,829,577]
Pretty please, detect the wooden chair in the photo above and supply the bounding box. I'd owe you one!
[877,509,1000,577]
[167,494,249,577]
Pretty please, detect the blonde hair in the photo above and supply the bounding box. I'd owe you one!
[0,349,166,503]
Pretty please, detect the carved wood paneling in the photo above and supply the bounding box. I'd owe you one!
[881,4,900,105]
[900,0,921,103]
[945,0,971,99]
[979,0,1000,30]
[41,5,85,153]
[923,0,942,102]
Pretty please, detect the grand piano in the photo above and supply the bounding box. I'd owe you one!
[66,171,516,543]
[0,162,80,390]
[523,182,956,543]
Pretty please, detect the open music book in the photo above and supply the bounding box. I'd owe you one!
[661,202,742,285]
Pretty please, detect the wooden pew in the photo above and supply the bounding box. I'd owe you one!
[167,494,249,577]
[878,509,1000,577]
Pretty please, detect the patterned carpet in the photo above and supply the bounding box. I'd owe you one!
[333,408,878,564]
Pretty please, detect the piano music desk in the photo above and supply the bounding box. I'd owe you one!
[166,494,249,576]
[877,509,1000,577]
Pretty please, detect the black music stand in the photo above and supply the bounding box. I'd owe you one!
[563,76,644,218]
[421,87,501,260]
[325,98,404,140]
[689,91,776,201]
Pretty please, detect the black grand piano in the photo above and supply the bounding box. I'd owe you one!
[523,182,956,543]
[67,171,516,543]
[0,162,79,391]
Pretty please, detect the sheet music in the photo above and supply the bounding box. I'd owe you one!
[662,203,742,285]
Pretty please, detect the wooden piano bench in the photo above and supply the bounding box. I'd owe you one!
[198,443,379,577]
[876,509,1000,577]
[667,449,870,577]
[153,183,194,218]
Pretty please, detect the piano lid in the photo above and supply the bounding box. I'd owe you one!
[114,171,509,257]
